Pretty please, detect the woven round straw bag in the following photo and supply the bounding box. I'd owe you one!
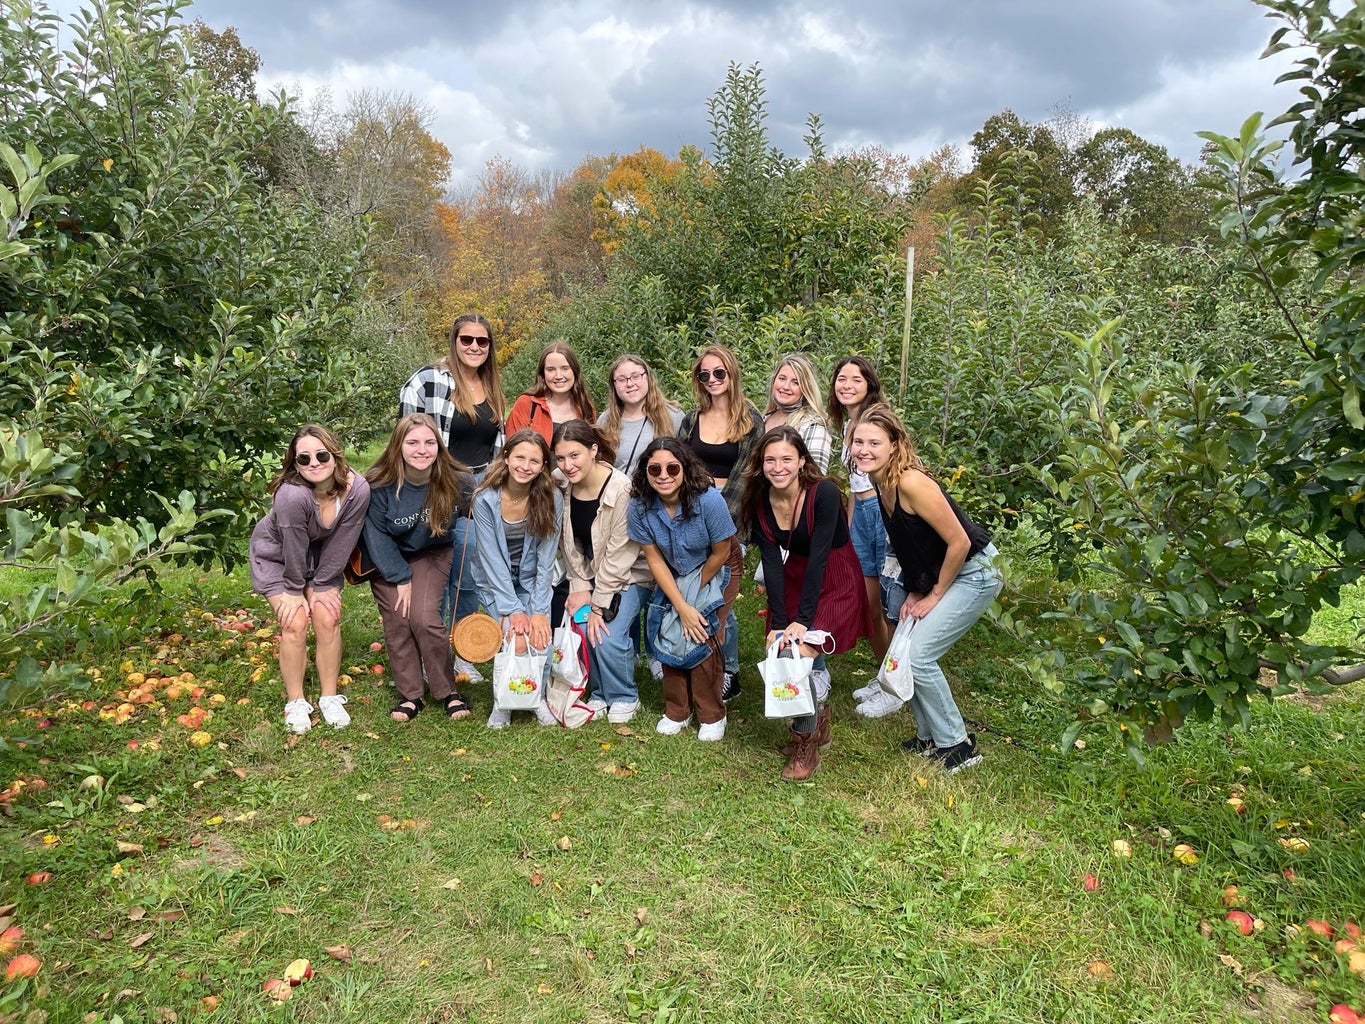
[450,611,503,665]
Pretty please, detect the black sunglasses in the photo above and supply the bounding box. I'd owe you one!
[696,368,728,384]
[457,334,491,349]
[647,461,682,479]
[295,450,334,467]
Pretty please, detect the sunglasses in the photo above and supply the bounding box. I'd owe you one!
[457,334,491,349]
[295,450,334,467]
[695,368,728,384]
[647,461,682,480]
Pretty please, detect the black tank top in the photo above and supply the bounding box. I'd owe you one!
[688,434,740,480]
[878,479,990,594]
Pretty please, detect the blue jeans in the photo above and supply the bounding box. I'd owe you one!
[883,546,1002,748]
[849,493,886,578]
[587,583,650,706]
[442,515,482,627]
[722,543,745,676]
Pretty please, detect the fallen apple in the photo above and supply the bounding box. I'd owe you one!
[1221,885,1242,907]
[0,928,22,956]
[1305,918,1334,938]
[1082,873,1100,892]
[5,954,39,980]
[1335,938,1357,955]
[1225,794,1247,815]
[1111,839,1132,858]
[1348,949,1365,976]
[1225,910,1255,935]
[369,642,384,652]
[370,664,385,675]
[262,978,292,1001]
[1172,844,1199,865]
[1346,922,1362,940]
[283,957,313,985]
[1329,1005,1361,1024]
[25,873,52,886]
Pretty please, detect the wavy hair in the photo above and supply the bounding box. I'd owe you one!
[440,313,505,421]
[826,355,886,433]
[630,436,715,522]
[526,341,596,421]
[738,426,827,535]
[599,354,680,448]
[364,414,471,536]
[551,418,617,469]
[764,353,829,436]
[851,403,933,488]
[474,428,559,539]
[690,344,756,443]
[271,423,353,497]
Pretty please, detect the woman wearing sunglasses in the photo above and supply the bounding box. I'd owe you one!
[739,427,871,780]
[399,314,506,678]
[249,424,371,734]
[506,341,596,445]
[553,419,653,723]
[597,354,683,476]
[678,345,762,699]
[627,438,743,740]
[470,428,564,729]
[762,354,832,472]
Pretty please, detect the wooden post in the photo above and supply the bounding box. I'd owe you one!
[899,246,915,404]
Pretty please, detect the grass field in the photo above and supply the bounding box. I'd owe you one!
[1,562,1363,1023]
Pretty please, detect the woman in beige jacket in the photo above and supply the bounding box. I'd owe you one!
[552,419,654,724]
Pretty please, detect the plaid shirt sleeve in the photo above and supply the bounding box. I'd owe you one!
[398,366,457,441]
[799,420,833,474]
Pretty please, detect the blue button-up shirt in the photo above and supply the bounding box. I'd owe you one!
[627,487,735,577]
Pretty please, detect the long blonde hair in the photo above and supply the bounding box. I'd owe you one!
[691,344,756,443]
[364,414,469,536]
[764,353,829,436]
[600,354,679,447]
[439,313,506,421]
[852,404,934,488]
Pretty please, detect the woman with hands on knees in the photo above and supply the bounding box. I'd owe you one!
[627,437,743,740]
[363,414,474,724]
[740,426,871,780]
[553,419,654,724]
[849,404,1002,773]
[249,424,370,734]
[470,428,564,729]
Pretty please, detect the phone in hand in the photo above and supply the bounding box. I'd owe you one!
[572,604,592,624]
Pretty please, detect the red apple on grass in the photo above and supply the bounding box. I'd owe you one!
[1225,910,1255,935]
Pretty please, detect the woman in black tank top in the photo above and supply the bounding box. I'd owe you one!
[847,404,1003,773]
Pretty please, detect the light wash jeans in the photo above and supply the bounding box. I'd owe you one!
[882,545,1002,748]
[442,515,483,626]
[722,542,745,676]
[587,583,651,706]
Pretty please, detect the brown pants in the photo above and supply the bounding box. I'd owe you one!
[662,538,743,725]
[370,546,456,702]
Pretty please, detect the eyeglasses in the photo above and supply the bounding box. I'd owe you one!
[457,334,491,349]
[613,371,646,386]
[647,462,682,480]
[295,450,333,467]
[696,368,728,384]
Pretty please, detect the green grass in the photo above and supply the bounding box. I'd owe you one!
[2,564,1363,1023]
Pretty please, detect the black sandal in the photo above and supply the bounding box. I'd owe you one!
[390,697,424,722]
[443,692,472,720]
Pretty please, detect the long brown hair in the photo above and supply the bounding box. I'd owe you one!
[526,341,596,421]
[365,414,470,536]
[690,344,756,443]
[599,354,679,447]
[474,428,559,539]
[827,356,885,433]
[738,426,827,535]
[270,423,353,497]
[851,404,933,489]
[441,313,506,421]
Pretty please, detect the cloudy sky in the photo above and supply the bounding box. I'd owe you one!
[174,0,1294,187]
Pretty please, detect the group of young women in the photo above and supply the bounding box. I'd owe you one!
[247,316,1003,780]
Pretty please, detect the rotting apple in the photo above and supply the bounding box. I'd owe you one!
[262,978,292,1001]
[1082,873,1100,892]
[1221,885,1242,907]
[283,958,313,985]
[5,954,39,980]
[0,927,22,956]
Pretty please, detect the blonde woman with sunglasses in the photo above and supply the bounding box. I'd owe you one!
[250,424,371,734]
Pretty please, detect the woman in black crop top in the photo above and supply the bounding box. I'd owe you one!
[740,427,872,780]
[848,404,1002,773]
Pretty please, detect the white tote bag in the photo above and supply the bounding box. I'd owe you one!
[547,618,595,728]
[878,618,916,700]
[758,640,817,719]
[492,633,549,711]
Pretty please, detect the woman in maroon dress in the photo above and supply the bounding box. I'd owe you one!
[739,426,871,780]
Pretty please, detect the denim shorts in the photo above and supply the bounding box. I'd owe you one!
[849,493,886,578]
[881,544,1001,621]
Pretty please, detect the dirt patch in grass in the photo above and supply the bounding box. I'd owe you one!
[171,835,247,871]
[1238,976,1318,1023]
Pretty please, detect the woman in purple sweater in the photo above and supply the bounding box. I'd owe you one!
[249,424,370,734]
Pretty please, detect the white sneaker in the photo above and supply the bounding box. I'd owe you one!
[810,668,831,703]
[852,680,881,702]
[534,702,558,726]
[697,717,727,742]
[854,689,905,719]
[655,714,691,735]
[585,697,608,715]
[648,658,664,681]
[318,694,350,729]
[486,707,512,729]
[607,700,639,724]
[455,657,485,683]
[283,698,314,734]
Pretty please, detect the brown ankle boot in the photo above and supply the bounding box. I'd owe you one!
[779,706,830,757]
[781,727,820,781]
